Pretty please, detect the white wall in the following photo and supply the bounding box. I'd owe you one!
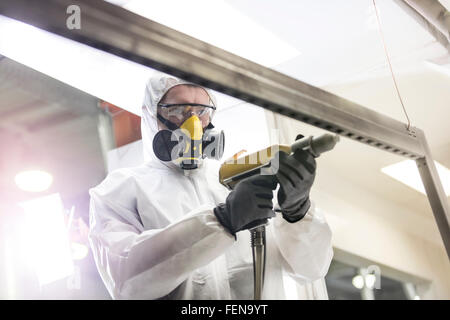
[314,164,450,299]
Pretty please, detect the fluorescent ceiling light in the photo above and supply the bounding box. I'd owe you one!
[424,61,450,77]
[18,193,74,286]
[15,170,53,192]
[0,1,299,117]
[0,13,272,116]
[381,160,450,196]
[0,15,151,116]
[115,0,300,68]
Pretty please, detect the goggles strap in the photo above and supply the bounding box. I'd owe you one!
[157,113,179,131]
[157,113,214,132]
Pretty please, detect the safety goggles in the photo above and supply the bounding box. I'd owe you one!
[157,103,216,121]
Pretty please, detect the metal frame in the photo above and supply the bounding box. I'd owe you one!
[1,0,449,257]
[393,0,450,54]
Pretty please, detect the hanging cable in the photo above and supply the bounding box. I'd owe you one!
[372,0,412,131]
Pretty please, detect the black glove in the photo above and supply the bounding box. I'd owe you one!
[274,149,316,223]
[214,174,278,237]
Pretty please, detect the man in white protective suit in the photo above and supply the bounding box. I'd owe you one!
[88,72,333,300]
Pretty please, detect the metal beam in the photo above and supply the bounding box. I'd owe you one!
[393,0,450,53]
[415,129,450,255]
[0,0,423,158]
[404,0,450,42]
[1,0,449,257]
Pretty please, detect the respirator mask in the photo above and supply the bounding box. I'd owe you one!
[152,103,225,170]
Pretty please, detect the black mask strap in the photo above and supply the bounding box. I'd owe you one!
[157,113,179,131]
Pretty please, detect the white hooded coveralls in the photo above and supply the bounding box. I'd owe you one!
[88,74,333,300]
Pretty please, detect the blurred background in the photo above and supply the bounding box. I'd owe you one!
[0,0,449,299]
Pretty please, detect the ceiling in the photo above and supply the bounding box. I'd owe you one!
[1,0,449,237]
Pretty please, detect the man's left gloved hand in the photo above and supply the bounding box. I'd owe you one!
[274,149,316,223]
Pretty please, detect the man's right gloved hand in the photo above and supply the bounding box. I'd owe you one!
[214,174,278,237]
[275,149,316,223]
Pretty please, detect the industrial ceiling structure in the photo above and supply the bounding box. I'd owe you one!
[0,0,449,255]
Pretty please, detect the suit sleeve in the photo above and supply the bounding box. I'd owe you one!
[269,201,334,284]
[88,169,234,299]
